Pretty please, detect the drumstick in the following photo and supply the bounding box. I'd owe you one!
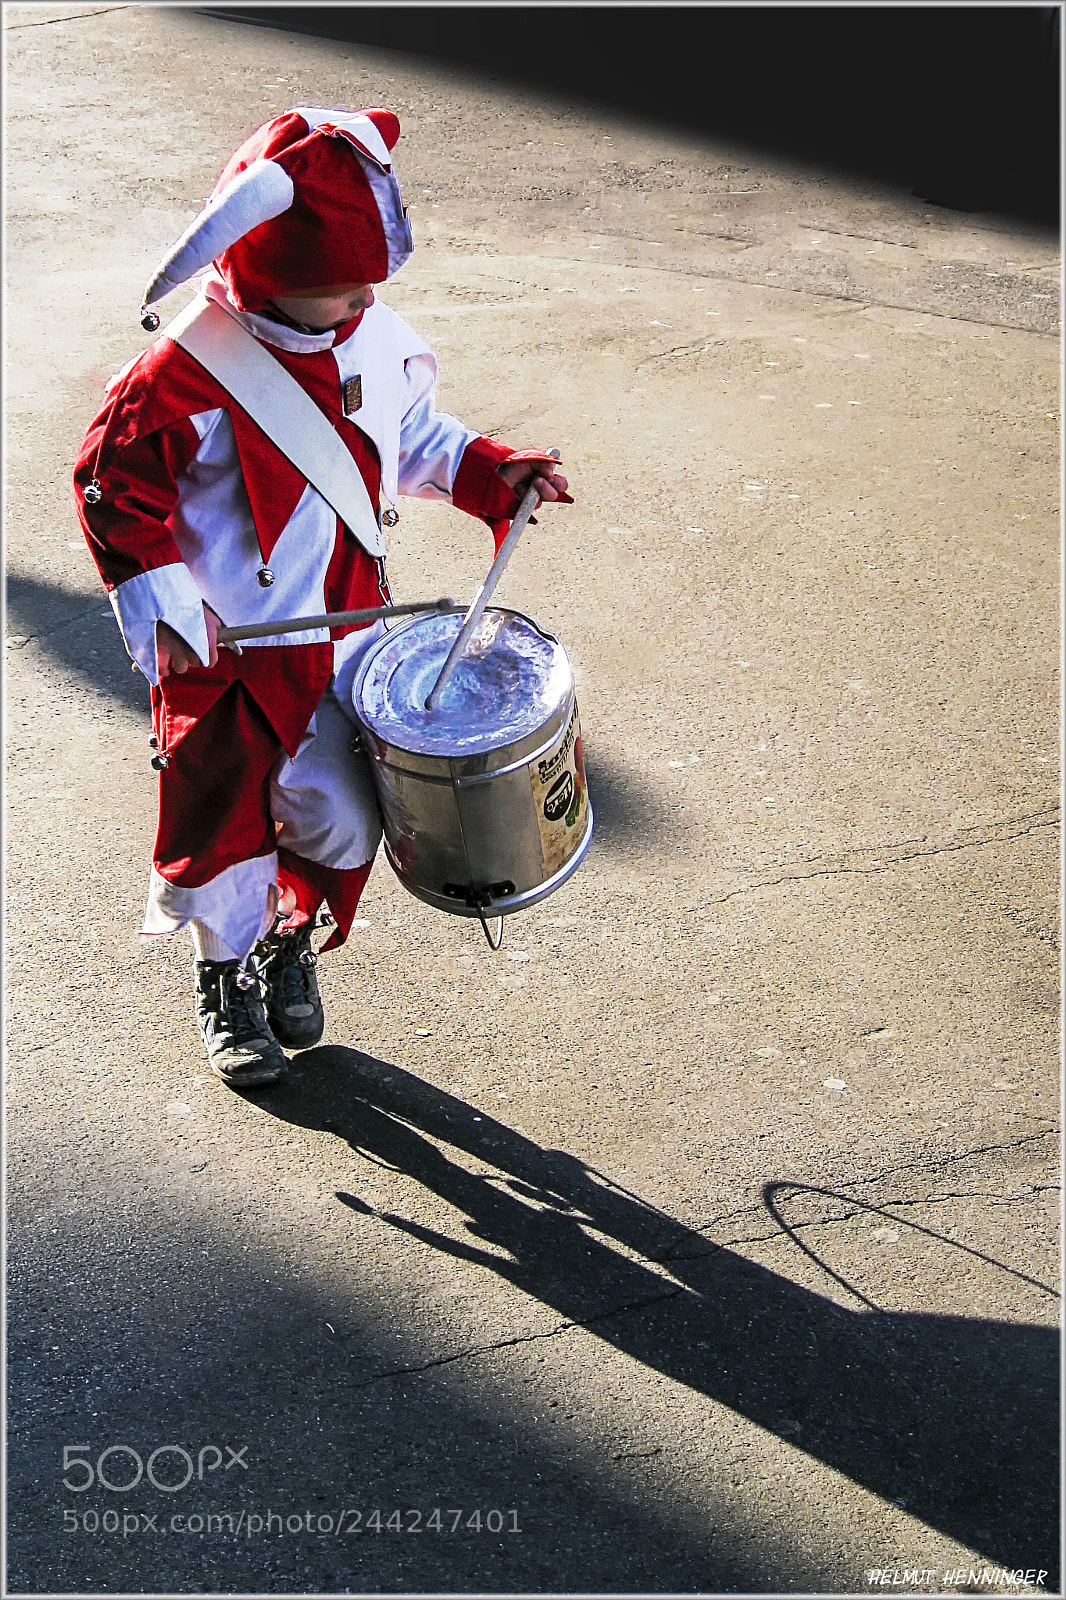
[425,450,560,711]
[216,597,460,644]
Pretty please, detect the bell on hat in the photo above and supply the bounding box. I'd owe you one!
[140,107,413,318]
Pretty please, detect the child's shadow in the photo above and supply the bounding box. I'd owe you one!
[262,1047,1059,1580]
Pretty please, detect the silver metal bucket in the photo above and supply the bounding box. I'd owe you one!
[352,607,592,938]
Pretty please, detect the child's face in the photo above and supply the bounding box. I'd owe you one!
[268,282,379,330]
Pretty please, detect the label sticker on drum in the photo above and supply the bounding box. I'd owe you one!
[529,701,588,875]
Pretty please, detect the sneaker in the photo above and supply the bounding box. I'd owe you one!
[194,959,288,1087]
[253,919,325,1050]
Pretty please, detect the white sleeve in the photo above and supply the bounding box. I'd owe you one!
[396,352,479,501]
[108,565,210,687]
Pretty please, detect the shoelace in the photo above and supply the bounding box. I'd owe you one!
[214,966,267,1035]
[261,936,317,1005]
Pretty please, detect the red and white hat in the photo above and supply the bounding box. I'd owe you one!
[141,107,413,318]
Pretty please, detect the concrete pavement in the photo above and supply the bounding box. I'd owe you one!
[4,5,1060,1594]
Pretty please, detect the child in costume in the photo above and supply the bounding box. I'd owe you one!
[73,106,571,1089]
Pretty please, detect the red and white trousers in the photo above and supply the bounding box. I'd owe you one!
[142,655,381,964]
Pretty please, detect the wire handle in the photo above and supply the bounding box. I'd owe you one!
[476,905,505,950]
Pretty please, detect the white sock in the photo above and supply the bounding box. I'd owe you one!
[189,921,239,964]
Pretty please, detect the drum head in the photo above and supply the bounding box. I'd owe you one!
[353,608,573,758]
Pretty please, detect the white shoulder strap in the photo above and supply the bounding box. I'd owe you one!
[164,296,386,559]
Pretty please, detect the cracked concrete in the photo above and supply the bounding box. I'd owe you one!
[4,4,1060,1595]
[712,805,1062,902]
[3,4,129,24]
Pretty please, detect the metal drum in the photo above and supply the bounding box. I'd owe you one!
[352,607,593,930]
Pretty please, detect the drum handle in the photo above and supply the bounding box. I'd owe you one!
[425,450,560,711]
[476,905,505,951]
[216,597,460,645]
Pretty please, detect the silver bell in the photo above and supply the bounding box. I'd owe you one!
[298,950,317,968]
[150,752,169,770]
[319,910,335,927]
[140,306,161,332]
[256,568,275,588]
[83,480,103,505]
[381,507,400,528]
[235,969,257,991]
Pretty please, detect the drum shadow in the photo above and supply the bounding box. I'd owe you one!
[583,741,677,858]
[264,1048,1060,1581]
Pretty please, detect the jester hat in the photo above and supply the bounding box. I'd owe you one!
[140,107,413,321]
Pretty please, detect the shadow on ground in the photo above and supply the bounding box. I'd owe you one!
[6,1219,770,1596]
[6,571,151,718]
[264,1047,1061,1582]
[7,1050,1058,1590]
[200,5,1060,227]
[7,1132,791,1595]
[583,740,676,858]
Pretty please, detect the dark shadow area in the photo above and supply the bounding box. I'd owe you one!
[583,738,677,857]
[200,5,1060,228]
[6,1197,772,1594]
[265,1048,1060,1581]
[5,571,151,718]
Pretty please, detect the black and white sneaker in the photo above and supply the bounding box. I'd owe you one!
[253,919,325,1050]
[194,959,288,1087]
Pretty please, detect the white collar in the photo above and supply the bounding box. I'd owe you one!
[201,273,342,354]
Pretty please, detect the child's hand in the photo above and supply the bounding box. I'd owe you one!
[496,454,570,505]
[156,605,226,678]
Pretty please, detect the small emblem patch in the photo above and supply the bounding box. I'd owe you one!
[343,375,362,414]
[543,770,574,822]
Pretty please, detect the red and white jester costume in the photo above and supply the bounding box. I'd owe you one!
[74,107,571,975]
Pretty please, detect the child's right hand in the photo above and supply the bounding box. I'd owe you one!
[156,605,225,678]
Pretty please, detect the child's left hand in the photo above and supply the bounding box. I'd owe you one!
[496,453,571,505]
